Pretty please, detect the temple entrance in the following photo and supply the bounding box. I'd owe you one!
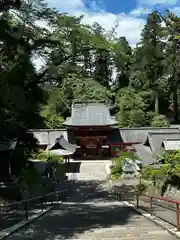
[78,136,107,157]
[63,102,119,159]
[75,132,110,159]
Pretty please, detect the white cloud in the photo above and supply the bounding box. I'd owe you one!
[47,0,84,11]
[81,11,145,45]
[138,0,178,5]
[130,7,152,17]
[45,0,146,46]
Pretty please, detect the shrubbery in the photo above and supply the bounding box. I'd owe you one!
[31,150,64,166]
[136,183,148,194]
[141,165,169,181]
[151,114,169,127]
[37,151,64,165]
[141,151,180,195]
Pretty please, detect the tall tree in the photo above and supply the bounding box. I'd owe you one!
[112,37,132,90]
[92,22,112,88]
[0,0,58,174]
[162,11,180,122]
[133,11,165,114]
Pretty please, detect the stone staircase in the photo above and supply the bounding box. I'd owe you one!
[5,161,177,240]
[7,191,177,240]
[69,208,177,240]
[75,161,107,181]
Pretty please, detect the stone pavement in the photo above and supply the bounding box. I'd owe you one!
[5,161,178,240]
[131,196,179,227]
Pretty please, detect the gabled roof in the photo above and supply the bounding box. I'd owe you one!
[30,129,67,145]
[163,139,180,151]
[46,135,76,156]
[47,135,76,152]
[120,127,180,144]
[132,144,154,166]
[63,103,118,127]
[120,129,148,143]
[146,131,180,153]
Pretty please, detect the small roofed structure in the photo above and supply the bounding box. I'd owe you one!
[46,135,76,160]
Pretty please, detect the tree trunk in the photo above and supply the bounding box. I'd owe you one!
[154,91,159,115]
[173,87,179,122]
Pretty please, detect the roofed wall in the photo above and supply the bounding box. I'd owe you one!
[30,127,180,148]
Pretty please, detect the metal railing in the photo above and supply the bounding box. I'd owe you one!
[136,194,180,231]
[0,189,68,225]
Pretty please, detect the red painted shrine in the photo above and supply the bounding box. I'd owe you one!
[63,102,123,158]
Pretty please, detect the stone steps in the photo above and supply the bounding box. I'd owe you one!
[66,212,176,240]
[5,163,177,240]
[76,162,107,181]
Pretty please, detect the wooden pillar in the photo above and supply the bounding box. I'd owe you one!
[122,143,126,152]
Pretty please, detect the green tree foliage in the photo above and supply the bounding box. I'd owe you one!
[142,151,180,195]
[2,0,180,176]
[44,73,112,118]
[116,88,148,127]
[162,11,180,122]
[37,151,64,165]
[151,114,169,127]
[0,0,54,172]
[38,9,180,128]
[113,37,132,90]
[131,12,165,115]
[40,105,64,129]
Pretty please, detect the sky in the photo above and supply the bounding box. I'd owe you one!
[34,0,179,70]
[44,0,180,46]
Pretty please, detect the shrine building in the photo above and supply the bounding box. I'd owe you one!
[63,102,121,158]
[30,102,180,164]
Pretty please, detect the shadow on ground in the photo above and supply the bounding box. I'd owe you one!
[66,179,137,202]
[8,202,141,239]
[0,199,55,231]
[6,179,140,240]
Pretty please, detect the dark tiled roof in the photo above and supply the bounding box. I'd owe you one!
[31,130,67,145]
[120,127,180,144]
[30,127,180,156]
[147,131,180,153]
[47,135,76,153]
[132,144,154,166]
[63,103,118,126]
[120,129,148,143]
